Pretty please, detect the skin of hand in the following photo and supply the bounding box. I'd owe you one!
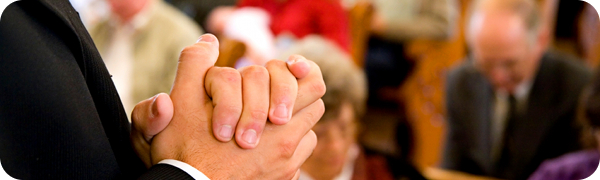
[130,34,326,179]
[130,55,314,167]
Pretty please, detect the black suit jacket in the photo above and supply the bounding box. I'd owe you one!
[442,52,591,180]
[0,0,193,179]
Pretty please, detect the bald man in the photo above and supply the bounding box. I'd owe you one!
[442,0,591,179]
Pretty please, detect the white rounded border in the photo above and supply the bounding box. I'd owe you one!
[582,3,600,180]
[0,0,18,22]
[583,0,600,19]
[0,1,19,179]
[0,159,16,179]
[0,0,596,180]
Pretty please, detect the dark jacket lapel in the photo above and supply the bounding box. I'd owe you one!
[510,57,556,168]
[34,0,145,177]
[471,69,495,174]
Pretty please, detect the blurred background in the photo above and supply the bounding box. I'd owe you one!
[70,0,600,179]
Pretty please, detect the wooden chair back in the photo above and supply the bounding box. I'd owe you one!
[348,1,374,68]
[400,0,471,169]
[216,37,246,68]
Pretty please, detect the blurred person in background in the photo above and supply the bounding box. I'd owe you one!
[237,0,351,53]
[206,6,277,67]
[70,0,110,27]
[342,0,457,41]
[443,0,591,179]
[341,0,456,107]
[204,0,351,68]
[165,0,236,29]
[528,67,600,180]
[90,0,202,118]
[280,36,425,180]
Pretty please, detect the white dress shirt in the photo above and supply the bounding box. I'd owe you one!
[101,2,152,119]
[159,159,210,180]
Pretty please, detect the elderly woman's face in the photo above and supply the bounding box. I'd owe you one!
[301,103,357,179]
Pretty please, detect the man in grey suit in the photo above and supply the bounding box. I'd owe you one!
[442,0,591,179]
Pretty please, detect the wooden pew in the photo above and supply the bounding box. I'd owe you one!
[215,37,246,68]
[348,0,374,68]
[399,0,471,169]
[424,167,503,180]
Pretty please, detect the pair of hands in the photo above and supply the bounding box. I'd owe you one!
[130,34,326,179]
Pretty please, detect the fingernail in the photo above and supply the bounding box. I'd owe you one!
[219,125,233,140]
[273,104,288,120]
[286,56,299,65]
[197,34,216,43]
[150,94,160,118]
[242,129,257,145]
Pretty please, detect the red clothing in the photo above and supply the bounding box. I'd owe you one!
[238,0,351,52]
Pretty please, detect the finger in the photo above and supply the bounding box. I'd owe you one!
[286,55,311,79]
[292,57,326,115]
[292,169,301,180]
[235,65,270,149]
[205,67,243,142]
[131,93,174,142]
[271,99,324,145]
[170,33,219,105]
[265,60,298,125]
[130,93,174,168]
[290,130,318,170]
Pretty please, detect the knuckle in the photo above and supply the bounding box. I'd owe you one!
[299,101,325,129]
[218,68,242,83]
[282,168,297,180]
[265,59,285,68]
[180,45,197,55]
[220,104,243,117]
[242,65,269,79]
[307,131,318,148]
[264,59,277,67]
[302,111,317,128]
[276,84,293,94]
[131,105,144,124]
[310,81,326,97]
[278,139,296,159]
[179,45,212,62]
[180,45,208,56]
[274,84,294,103]
[315,100,325,117]
[250,110,268,121]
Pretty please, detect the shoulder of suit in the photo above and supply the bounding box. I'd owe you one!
[447,57,479,82]
[539,51,592,103]
[542,51,592,83]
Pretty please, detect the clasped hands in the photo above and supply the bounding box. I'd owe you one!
[130,34,325,179]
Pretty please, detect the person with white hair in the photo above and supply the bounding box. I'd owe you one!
[443,0,591,179]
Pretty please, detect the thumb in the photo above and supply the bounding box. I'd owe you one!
[131,93,174,142]
[286,55,311,79]
[170,33,219,103]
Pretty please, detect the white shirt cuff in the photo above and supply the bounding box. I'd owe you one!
[158,159,210,180]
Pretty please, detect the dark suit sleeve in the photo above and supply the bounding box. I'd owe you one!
[138,164,196,180]
[0,1,194,179]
